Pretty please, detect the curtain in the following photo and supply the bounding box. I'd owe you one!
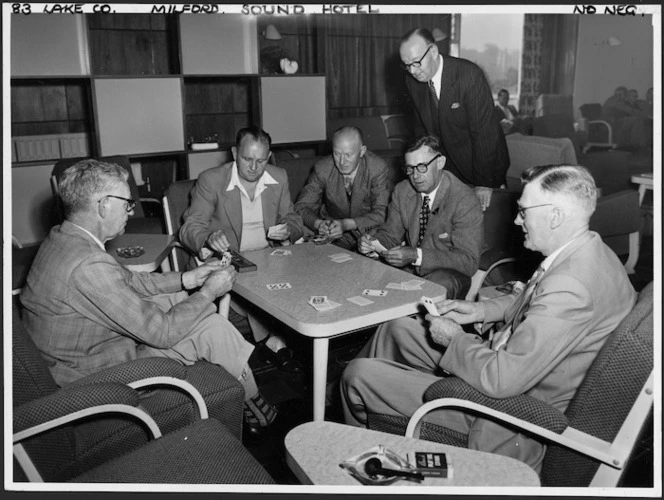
[519,15,579,116]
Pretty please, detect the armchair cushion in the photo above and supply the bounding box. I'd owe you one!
[71,419,275,484]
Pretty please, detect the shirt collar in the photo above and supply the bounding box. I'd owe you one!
[431,54,444,94]
[227,161,278,198]
[70,222,105,251]
[420,177,442,207]
[540,237,577,272]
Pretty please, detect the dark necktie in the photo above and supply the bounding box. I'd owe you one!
[343,175,353,198]
[491,266,545,350]
[417,196,431,247]
[428,80,439,110]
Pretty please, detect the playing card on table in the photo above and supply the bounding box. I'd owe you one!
[362,289,387,297]
[266,282,292,290]
[270,249,292,256]
[347,296,374,306]
[386,282,406,290]
[330,254,353,263]
[308,295,328,305]
[267,223,288,239]
[402,279,425,290]
[329,253,348,260]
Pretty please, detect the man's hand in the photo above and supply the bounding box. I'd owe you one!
[268,225,290,241]
[474,186,493,211]
[206,230,230,254]
[384,245,418,268]
[199,266,237,301]
[358,234,374,254]
[427,315,465,347]
[181,260,226,290]
[316,219,331,235]
[437,299,485,325]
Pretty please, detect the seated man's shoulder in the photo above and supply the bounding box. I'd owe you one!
[266,163,290,183]
[200,162,233,182]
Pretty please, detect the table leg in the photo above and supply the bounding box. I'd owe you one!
[638,185,646,206]
[312,337,330,422]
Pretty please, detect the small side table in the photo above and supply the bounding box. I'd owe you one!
[285,421,540,487]
[106,234,174,272]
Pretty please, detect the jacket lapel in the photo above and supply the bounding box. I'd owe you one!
[261,184,280,229]
[407,187,422,246]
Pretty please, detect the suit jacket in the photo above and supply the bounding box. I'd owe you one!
[20,221,216,386]
[372,171,483,278]
[294,151,391,233]
[441,231,637,471]
[406,55,510,188]
[180,163,304,254]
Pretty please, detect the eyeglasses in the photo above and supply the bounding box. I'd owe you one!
[400,45,433,71]
[99,195,136,213]
[517,203,554,219]
[404,154,441,175]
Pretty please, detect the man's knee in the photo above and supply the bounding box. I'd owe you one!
[424,268,471,299]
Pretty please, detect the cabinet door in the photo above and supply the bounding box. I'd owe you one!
[179,15,259,75]
[94,78,184,156]
[11,14,90,76]
[260,76,326,144]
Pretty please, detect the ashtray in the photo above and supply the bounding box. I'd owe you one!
[339,444,418,485]
[116,245,145,258]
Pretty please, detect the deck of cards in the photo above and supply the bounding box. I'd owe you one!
[328,252,353,263]
[308,295,341,311]
[385,279,425,291]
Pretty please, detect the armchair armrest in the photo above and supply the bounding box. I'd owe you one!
[68,360,212,420]
[14,382,141,433]
[423,377,568,432]
[13,383,163,482]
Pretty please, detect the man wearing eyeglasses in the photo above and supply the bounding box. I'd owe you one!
[21,159,280,435]
[342,164,636,473]
[357,135,482,299]
[399,28,509,211]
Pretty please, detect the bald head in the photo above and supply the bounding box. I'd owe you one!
[332,126,366,175]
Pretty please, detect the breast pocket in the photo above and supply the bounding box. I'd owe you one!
[449,103,469,128]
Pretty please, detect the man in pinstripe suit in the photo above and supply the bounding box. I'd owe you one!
[399,28,510,211]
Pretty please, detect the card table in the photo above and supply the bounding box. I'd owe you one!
[233,242,447,421]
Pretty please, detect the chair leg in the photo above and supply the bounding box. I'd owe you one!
[623,231,639,274]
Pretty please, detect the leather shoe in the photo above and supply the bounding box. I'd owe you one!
[256,343,303,373]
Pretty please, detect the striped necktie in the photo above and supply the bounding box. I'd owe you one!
[343,175,353,198]
[417,196,431,247]
[428,80,439,109]
[491,266,544,350]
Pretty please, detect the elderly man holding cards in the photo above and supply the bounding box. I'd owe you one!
[358,135,483,299]
[294,126,391,250]
[180,126,304,375]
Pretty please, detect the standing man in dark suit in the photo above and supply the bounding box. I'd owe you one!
[399,28,510,211]
[294,126,391,250]
[357,135,483,299]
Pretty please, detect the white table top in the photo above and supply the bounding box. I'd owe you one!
[631,173,653,185]
[285,421,541,487]
[233,242,447,337]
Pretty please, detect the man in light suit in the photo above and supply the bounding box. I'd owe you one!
[342,164,636,473]
[358,135,483,299]
[399,28,510,210]
[180,126,304,372]
[21,159,279,432]
[294,126,391,250]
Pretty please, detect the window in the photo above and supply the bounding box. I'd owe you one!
[459,14,524,107]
